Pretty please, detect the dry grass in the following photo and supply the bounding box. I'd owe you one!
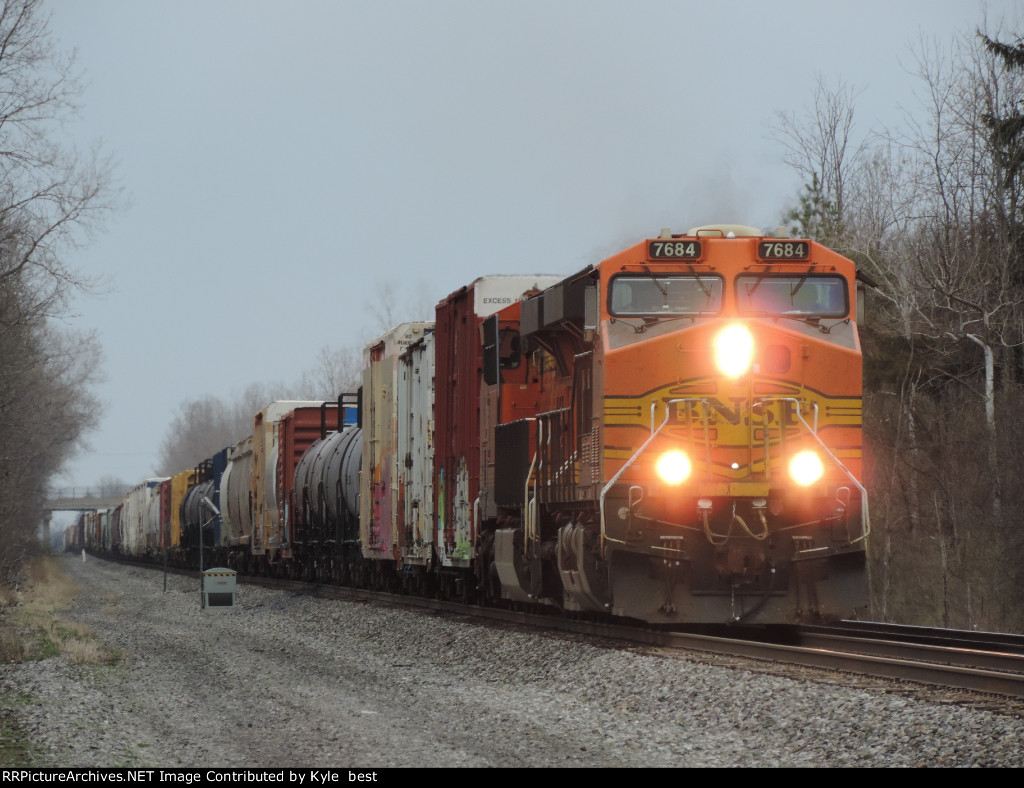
[0,625,22,662]
[61,638,110,665]
[22,555,81,612]
[0,555,119,666]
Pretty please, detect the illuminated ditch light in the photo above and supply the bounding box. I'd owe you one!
[656,450,692,485]
[789,450,824,486]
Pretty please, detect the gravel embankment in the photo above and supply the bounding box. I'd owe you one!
[0,553,1022,768]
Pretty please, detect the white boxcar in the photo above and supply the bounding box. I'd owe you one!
[122,478,167,559]
[359,322,433,568]
[397,329,435,567]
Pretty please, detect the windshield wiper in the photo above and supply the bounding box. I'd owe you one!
[640,264,669,298]
[773,313,839,334]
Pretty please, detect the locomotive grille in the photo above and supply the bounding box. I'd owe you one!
[581,429,600,485]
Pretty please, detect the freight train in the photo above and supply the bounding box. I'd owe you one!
[66,225,869,624]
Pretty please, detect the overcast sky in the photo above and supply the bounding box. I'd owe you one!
[45,0,1016,500]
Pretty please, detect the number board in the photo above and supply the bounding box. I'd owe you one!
[648,240,702,260]
[757,241,810,260]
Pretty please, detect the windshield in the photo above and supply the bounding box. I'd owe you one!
[735,274,847,317]
[609,275,723,316]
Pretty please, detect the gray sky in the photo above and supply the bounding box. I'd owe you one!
[47,0,1014,494]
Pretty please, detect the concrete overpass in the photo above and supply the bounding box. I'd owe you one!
[42,489,126,549]
[45,493,124,511]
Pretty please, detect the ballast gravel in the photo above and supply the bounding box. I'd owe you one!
[1,554,1022,768]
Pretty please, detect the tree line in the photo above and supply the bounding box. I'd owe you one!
[0,0,111,583]
[774,20,1024,632]
[152,345,363,476]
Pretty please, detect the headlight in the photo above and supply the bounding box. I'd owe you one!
[714,324,754,377]
[656,450,692,485]
[789,450,824,486]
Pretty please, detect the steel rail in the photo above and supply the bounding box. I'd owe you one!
[815,620,1024,653]
[96,555,1024,699]
[252,576,1024,698]
[796,630,1024,677]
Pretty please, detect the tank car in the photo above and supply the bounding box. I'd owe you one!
[221,433,255,569]
[180,447,230,568]
[250,400,334,570]
[290,400,361,584]
[277,403,346,569]
[476,226,868,623]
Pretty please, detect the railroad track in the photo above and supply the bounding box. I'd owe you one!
[121,556,1024,700]
[793,621,1024,697]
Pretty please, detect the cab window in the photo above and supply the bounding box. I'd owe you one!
[609,275,723,316]
[735,274,847,317]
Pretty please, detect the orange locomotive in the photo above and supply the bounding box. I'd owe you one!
[478,225,868,623]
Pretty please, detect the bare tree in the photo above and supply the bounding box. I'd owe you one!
[0,1,115,303]
[94,475,130,497]
[367,277,436,334]
[156,346,368,476]
[773,73,869,246]
[154,381,291,475]
[0,298,102,578]
[295,344,361,399]
[154,396,237,476]
[774,19,1024,632]
[156,376,336,476]
[0,1,114,579]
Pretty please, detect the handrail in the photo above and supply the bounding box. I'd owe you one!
[523,418,540,547]
[599,395,869,554]
[599,398,711,557]
[757,396,870,544]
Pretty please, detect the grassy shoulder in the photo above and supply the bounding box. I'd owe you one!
[0,554,120,766]
[0,555,118,665]
[0,692,44,767]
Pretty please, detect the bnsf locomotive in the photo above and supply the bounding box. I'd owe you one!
[68,225,868,624]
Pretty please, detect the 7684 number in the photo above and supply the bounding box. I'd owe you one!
[649,240,701,259]
[758,241,809,260]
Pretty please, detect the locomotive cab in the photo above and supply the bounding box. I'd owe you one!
[486,225,868,624]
